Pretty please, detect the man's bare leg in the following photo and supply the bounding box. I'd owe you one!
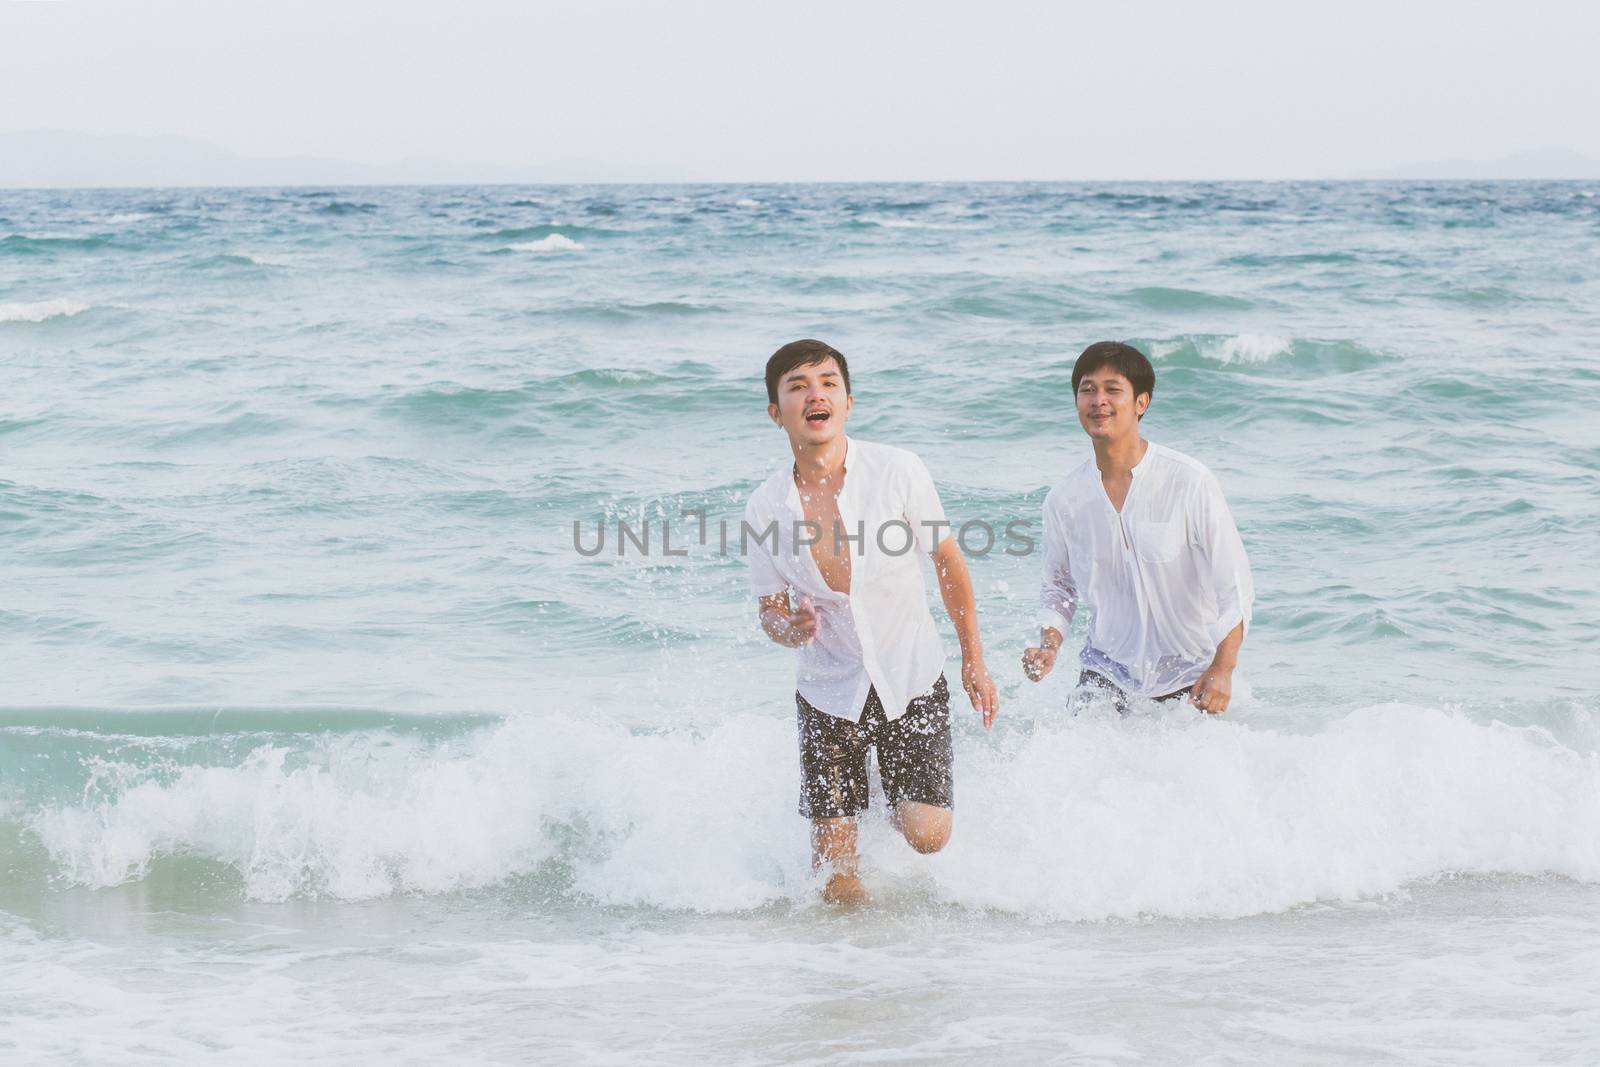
[891,801,952,854]
[811,817,869,905]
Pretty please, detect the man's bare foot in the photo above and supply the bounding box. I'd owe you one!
[822,872,870,906]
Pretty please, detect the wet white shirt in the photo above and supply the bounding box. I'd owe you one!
[1037,441,1254,698]
[745,436,948,722]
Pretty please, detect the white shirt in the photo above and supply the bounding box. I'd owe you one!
[746,436,948,722]
[1037,441,1254,698]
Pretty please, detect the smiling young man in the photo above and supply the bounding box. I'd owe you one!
[1022,341,1255,714]
[745,338,999,906]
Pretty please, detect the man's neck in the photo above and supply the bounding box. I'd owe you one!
[792,434,847,489]
[1092,433,1148,480]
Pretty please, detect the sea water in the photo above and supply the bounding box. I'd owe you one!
[2,182,1598,1063]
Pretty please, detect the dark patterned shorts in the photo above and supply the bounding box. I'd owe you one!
[796,674,953,820]
[1077,669,1193,714]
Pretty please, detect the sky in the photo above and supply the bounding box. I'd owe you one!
[2,0,1598,181]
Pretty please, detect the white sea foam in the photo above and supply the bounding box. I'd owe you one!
[507,234,583,253]
[0,298,90,323]
[1210,333,1292,363]
[238,252,293,268]
[108,212,151,224]
[24,702,1600,915]
[735,198,762,208]
[1148,333,1294,365]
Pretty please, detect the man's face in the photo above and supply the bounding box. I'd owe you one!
[1076,368,1148,441]
[769,358,852,446]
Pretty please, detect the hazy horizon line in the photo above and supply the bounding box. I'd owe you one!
[4,129,1600,189]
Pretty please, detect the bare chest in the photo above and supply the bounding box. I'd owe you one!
[798,485,852,595]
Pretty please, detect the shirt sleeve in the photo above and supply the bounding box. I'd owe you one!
[903,453,950,555]
[1192,473,1254,647]
[1036,491,1079,637]
[744,497,787,598]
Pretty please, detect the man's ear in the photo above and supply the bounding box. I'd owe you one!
[768,402,782,427]
[1136,392,1150,418]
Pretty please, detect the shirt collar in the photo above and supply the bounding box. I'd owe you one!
[1131,439,1157,477]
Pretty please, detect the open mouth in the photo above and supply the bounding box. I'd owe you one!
[805,409,831,425]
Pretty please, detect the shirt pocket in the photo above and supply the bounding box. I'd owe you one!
[1135,520,1184,564]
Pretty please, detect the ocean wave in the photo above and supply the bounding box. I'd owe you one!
[506,234,583,253]
[1124,286,1254,311]
[851,199,935,214]
[930,284,1095,322]
[187,252,291,270]
[0,298,90,324]
[1439,285,1525,307]
[0,705,501,738]
[0,233,112,256]
[851,216,933,230]
[1154,333,1292,364]
[1223,251,1362,268]
[381,362,727,429]
[240,252,294,268]
[845,213,977,232]
[6,703,1597,913]
[479,224,624,242]
[517,300,725,323]
[107,212,151,225]
[314,200,379,216]
[381,381,570,431]
[1085,190,1211,212]
[150,411,299,448]
[1143,334,1391,373]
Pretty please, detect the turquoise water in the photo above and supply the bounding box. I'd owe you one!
[3,182,1599,1063]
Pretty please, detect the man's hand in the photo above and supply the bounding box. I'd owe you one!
[1188,663,1233,714]
[1021,644,1056,682]
[780,594,819,647]
[760,593,819,647]
[1189,621,1244,714]
[962,653,999,729]
[1022,627,1063,683]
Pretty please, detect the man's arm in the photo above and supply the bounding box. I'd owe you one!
[933,538,998,728]
[1023,494,1077,683]
[1188,619,1243,713]
[758,591,818,647]
[746,496,812,646]
[1188,473,1255,713]
[901,452,998,727]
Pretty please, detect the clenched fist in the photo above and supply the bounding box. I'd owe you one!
[1021,643,1057,682]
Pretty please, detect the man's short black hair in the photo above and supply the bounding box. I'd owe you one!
[1071,341,1155,416]
[765,339,851,405]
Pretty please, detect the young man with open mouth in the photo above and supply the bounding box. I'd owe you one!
[1022,341,1255,714]
[745,339,999,905]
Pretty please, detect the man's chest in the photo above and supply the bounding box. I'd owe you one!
[767,478,910,576]
[797,486,851,593]
[1064,494,1189,569]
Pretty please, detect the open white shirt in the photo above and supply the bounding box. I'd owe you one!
[1038,441,1254,698]
[745,436,948,722]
